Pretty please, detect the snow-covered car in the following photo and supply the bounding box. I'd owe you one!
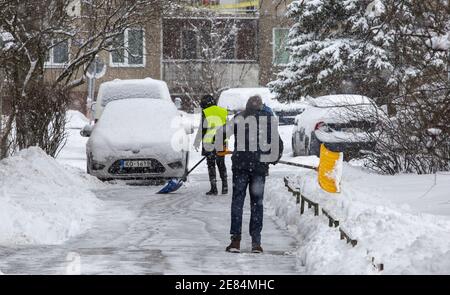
[292,95,380,159]
[84,99,190,181]
[94,78,172,121]
[218,87,306,125]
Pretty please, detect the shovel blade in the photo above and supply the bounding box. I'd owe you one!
[318,144,343,193]
[157,179,184,194]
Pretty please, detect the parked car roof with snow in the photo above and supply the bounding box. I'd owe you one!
[94,78,172,120]
[218,87,306,113]
[308,94,375,108]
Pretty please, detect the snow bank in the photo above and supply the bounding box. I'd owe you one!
[57,110,90,170]
[0,147,102,246]
[266,159,450,274]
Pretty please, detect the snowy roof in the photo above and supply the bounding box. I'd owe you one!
[218,88,306,112]
[97,78,172,107]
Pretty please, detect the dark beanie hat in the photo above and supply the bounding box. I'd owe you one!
[246,95,263,111]
[200,94,216,109]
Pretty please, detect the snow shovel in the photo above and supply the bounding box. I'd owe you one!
[279,144,344,194]
[157,156,207,194]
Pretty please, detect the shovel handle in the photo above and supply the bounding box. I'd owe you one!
[183,156,207,179]
[278,160,317,171]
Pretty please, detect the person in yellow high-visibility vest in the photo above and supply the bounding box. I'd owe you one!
[194,95,229,195]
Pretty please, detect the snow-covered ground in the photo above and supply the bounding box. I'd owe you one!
[0,110,448,274]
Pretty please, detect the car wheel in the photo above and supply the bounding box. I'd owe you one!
[309,133,321,157]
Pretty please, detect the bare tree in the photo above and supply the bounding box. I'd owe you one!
[0,0,171,158]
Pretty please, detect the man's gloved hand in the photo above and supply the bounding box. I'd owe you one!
[217,146,232,157]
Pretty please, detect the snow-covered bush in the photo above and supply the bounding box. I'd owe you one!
[363,93,449,175]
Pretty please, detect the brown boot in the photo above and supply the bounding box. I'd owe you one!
[251,245,264,254]
[225,236,241,253]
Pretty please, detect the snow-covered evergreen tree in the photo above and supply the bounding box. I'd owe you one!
[270,0,449,106]
[270,0,393,102]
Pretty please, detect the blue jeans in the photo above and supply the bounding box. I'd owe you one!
[230,171,266,246]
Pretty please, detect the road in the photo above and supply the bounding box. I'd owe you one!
[0,125,304,274]
[0,170,303,275]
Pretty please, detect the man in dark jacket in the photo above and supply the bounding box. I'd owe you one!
[220,95,283,253]
[194,95,229,195]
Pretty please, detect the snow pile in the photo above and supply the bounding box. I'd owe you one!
[0,147,102,246]
[57,110,90,170]
[266,160,450,274]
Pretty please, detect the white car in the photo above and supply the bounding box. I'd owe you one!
[218,87,306,124]
[94,78,172,121]
[292,95,380,159]
[84,99,190,181]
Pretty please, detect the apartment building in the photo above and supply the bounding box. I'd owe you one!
[38,0,292,112]
[259,0,292,86]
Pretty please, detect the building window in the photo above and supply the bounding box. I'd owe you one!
[273,28,290,66]
[45,39,69,68]
[163,18,258,62]
[111,28,145,67]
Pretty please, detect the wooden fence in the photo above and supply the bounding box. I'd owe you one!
[283,177,384,272]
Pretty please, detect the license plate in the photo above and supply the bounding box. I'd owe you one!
[122,160,153,168]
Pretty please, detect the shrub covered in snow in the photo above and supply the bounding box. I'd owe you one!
[0,147,102,245]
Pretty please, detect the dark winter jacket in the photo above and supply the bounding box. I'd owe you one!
[226,108,284,175]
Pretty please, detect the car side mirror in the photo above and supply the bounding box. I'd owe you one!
[80,124,94,137]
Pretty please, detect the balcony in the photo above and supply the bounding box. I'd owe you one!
[186,0,259,14]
